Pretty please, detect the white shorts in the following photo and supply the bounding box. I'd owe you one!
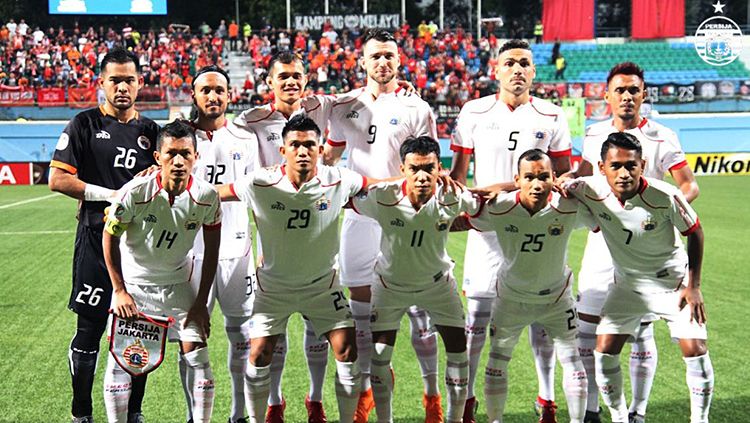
[462,230,503,298]
[489,294,578,350]
[192,253,255,317]
[124,282,204,343]
[597,283,708,341]
[577,231,658,323]
[339,211,382,288]
[370,272,464,332]
[249,270,354,339]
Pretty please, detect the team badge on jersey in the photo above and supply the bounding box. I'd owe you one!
[641,216,657,231]
[137,135,151,150]
[533,129,550,141]
[109,312,172,376]
[56,133,69,150]
[436,219,449,231]
[185,219,200,230]
[548,221,564,236]
[231,151,242,160]
[315,196,331,211]
[389,118,399,125]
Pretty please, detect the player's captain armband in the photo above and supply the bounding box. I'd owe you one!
[108,311,174,376]
[104,217,129,237]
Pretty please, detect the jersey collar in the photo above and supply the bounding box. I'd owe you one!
[99,105,139,123]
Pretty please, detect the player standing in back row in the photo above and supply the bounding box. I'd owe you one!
[49,47,159,423]
[560,62,699,423]
[449,39,572,423]
[323,28,441,423]
[187,65,259,423]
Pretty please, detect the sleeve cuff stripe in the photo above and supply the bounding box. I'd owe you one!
[681,219,700,236]
[549,148,572,158]
[327,139,347,147]
[229,183,238,200]
[50,160,77,175]
[669,160,689,171]
[450,144,473,154]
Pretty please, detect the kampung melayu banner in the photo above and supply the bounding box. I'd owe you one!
[109,311,173,376]
[294,14,400,31]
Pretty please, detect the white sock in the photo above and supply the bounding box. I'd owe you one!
[103,355,131,423]
[484,347,512,423]
[407,306,439,396]
[465,297,493,400]
[371,343,394,423]
[577,320,600,413]
[593,350,628,422]
[529,323,556,402]
[445,350,469,423]
[557,343,587,423]
[268,333,286,406]
[303,318,329,402]
[226,316,251,421]
[244,363,271,422]
[629,323,658,416]
[334,359,362,422]
[684,353,714,423]
[350,299,373,391]
[178,350,194,422]
[183,347,215,423]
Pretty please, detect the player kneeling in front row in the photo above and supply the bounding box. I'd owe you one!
[102,121,222,423]
[464,149,590,423]
[217,115,368,422]
[350,136,474,423]
[565,133,713,423]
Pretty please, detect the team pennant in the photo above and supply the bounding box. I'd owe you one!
[108,311,174,376]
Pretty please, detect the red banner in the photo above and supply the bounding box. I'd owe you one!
[68,87,98,108]
[37,87,66,107]
[542,0,594,41]
[584,83,607,99]
[0,86,35,106]
[632,0,685,39]
[0,163,33,185]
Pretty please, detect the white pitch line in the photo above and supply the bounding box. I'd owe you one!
[0,193,60,209]
[0,230,74,235]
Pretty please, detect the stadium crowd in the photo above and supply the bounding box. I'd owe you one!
[1,17,569,109]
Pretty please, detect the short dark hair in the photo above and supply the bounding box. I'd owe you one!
[399,136,441,162]
[517,148,549,171]
[600,132,642,161]
[606,61,645,85]
[192,65,230,89]
[268,51,302,75]
[157,120,197,151]
[282,114,321,141]
[361,28,397,47]
[499,39,531,55]
[100,47,139,74]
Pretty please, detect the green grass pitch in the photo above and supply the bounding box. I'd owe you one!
[0,176,748,422]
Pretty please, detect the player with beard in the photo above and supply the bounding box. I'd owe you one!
[183,65,259,423]
[449,39,572,423]
[323,28,440,423]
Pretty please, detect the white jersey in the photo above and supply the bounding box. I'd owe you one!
[469,192,594,303]
[451,95,572,186]
[582,118,688,179]
[191,120,258,259]
[327,87,437,179]
[568,176,700,293]
[108,174,222,286]
[234,95,336,167]
[231,164,366,290]
[352,181,481,289]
